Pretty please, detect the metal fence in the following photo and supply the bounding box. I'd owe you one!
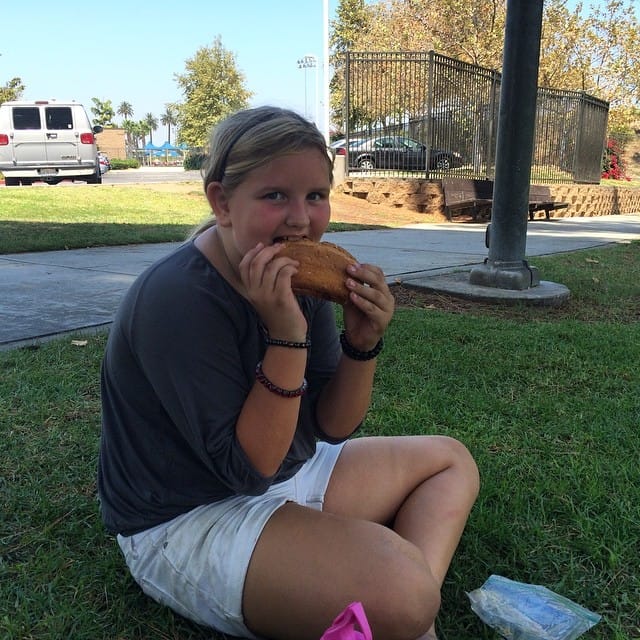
[342,51,609,183]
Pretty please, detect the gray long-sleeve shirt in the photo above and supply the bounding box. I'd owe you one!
[98,241,344,536]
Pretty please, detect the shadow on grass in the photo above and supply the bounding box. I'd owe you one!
[0,220,393,254]
[0,221,197,254]
[328,221,392,232]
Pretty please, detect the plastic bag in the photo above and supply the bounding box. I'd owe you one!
[320,601,373,640]
[467,575,601,640]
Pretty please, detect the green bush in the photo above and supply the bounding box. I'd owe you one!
[183,150,207,171]
[110,158,140,170]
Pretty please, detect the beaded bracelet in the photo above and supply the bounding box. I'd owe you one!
[264,336,311,349]
[339,330,384,361]
[255,361,308,398]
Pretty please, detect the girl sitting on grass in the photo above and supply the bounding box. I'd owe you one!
[98,105,479,640]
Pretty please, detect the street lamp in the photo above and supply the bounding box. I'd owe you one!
[297,54,319,126]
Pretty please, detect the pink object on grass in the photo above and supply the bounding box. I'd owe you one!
[320,601,373,640]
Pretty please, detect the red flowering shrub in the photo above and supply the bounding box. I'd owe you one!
[601,138,630,180]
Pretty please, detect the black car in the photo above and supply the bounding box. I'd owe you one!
[338,136,463,171]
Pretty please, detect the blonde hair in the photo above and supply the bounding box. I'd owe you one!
[191,106,333,238]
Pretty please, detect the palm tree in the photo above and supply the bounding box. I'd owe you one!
[144,113,158,144]
[133,121,150,159]
[117,101,134,124]
[160,104,178,145]
[122,119,143,157]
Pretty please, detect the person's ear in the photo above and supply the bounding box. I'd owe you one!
[206,182,232,227]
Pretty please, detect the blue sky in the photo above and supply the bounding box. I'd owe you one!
[2,1,619,142]
[1,0,338,141]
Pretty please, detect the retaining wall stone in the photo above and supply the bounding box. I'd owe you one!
[339,178,640,218]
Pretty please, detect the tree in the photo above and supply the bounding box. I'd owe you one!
[144,113,158,144]
[174,36,253,148]
[117,101,134,123]
[90,98,116,127]
[341,0,506,67]
[580,1,640,108]
[330,0,640,135]
[330,0,371,134]
[538,0,640,136]
[0,77,25,104]
[122,119,149,155]
[160,104,178,144]
[121,119,144,156]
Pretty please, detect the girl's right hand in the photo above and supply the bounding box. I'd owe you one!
[239,242,308,341]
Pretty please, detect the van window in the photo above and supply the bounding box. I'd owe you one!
[12,107,42,130]
[46,107,74,130]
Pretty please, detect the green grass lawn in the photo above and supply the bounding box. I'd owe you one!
[0,183,208,253]
[1,240,638,639]
[0,184,388,254]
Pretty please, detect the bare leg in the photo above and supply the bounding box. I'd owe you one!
[325,436,479,585]
[243,435,479,640]
[325,435,479,639]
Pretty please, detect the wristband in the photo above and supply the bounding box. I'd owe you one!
[264,336,311,349]
[339,330,384,361]
[255,361,308,398]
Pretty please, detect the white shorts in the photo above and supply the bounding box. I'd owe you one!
[117,441,345,638]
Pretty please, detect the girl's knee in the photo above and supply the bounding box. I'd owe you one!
[368,563,440,640]
[398,575,440,638]
[440,435,481,496]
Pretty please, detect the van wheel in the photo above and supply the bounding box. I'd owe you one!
[87,167,102,184]
[4,177,20,186]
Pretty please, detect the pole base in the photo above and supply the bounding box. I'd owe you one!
[469,260,541,290]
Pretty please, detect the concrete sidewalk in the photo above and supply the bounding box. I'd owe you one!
[1,214,639,350]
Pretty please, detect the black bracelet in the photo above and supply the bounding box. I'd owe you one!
[255,361,308,398]
[339,330,384,361]
[264,336,311,349]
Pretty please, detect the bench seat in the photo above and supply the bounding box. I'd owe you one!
[527,184,569,220]
[442,178,568,221]
[441,178,494,220]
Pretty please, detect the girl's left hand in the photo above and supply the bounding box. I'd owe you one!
[341,262,395,351]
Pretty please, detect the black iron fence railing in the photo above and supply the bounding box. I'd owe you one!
[342,51,608,183]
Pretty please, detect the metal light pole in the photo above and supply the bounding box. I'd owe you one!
[469,0,546,290]
[297,54,318,126]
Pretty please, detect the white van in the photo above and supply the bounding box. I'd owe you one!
[0,100,103,186]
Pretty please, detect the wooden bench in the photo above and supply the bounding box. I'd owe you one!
[527,184,569,220]
[441,178,494,221]
[442,178,568,221]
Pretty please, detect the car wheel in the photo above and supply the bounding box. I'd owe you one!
[357,156,375,170]
[435,155,451,170]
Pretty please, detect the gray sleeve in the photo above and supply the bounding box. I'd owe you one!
[126,257,276,496]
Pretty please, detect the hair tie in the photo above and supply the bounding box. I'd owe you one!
[339,331,384,361]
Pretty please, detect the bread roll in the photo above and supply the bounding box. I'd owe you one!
[279,238,358,304]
